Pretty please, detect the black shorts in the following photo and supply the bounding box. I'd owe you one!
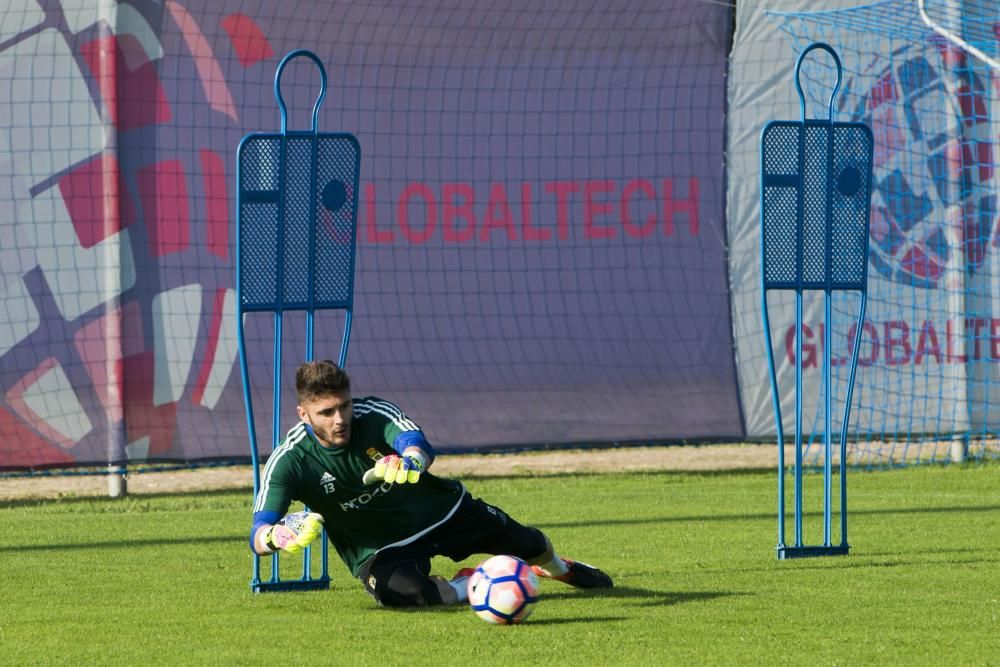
[357,493,546,606]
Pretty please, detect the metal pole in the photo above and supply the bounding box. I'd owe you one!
[107,464,127,498]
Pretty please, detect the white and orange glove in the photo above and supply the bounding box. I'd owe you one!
[263,511,324,554]
[362,453,424,485]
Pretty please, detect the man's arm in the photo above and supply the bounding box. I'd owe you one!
[393,430,435,470]
[251,511,324,556]
[360,397,436,485]
[363,430,436,485]
[251,511,283,555]
[249,453,293,555]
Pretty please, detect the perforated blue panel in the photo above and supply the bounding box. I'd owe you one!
[238,132,360,311]
[761,120,873,291]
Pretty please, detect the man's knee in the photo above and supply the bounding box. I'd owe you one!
[368,565,445,608]
[513,526,550,562]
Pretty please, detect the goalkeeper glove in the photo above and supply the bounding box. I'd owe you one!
[363,454,424,485]
[264,511,324,554]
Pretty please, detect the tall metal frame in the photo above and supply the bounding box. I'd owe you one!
[760,43,874,559]
[236,50,361,591]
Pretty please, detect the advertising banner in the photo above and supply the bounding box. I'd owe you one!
[0,0,738,468]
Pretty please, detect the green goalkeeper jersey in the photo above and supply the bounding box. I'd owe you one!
[253,396,465,577]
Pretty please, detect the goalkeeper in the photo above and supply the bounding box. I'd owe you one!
[250,360,613,607]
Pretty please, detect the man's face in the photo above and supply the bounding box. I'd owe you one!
[297,390,353,448]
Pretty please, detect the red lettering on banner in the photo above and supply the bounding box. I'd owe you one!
[915,320,942,365]
[480,182,517,241]
[968,317,988,360]
[783,318,1000,369]
[365,183,393,243]
[584,180,615,240]
[884,320,912,366]
[621,179,657,238]
[819,324,849,367]
[854,322,880,367]
[398,183,436,243]
[545,180,577,241]
[521,182,549,241]
[946,318,967,363]
[663,177,699,236]
[785,324,817,368]
[359,178,705,245]
[442,182,475,243]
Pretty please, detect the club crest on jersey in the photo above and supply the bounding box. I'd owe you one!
[366,447,382,462]
[320,472,336,494]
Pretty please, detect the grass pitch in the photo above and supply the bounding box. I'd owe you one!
[2,464,999,665]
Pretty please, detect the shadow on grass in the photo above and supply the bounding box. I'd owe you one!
[1,487,251,509]
[379,586,739,624]
[370,601,630,621]
[790,550,1000,571]
[695,545,1000,574]
[0,535,246,553]
[380,605,631,624]
[861,545,997,559]
[538,585,742,608]
[524,615,630,625]
[507,588,742,624]
[534,502,1000,530]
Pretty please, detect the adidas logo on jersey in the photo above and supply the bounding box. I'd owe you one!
[320,472,336,494]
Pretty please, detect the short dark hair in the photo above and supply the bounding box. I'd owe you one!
[295,360,351,404]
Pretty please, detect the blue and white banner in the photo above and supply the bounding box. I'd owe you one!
[729,0,1000,438]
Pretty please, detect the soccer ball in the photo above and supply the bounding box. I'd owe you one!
[467,555,539,625]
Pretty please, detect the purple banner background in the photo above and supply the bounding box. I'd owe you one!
[0,0,739,468]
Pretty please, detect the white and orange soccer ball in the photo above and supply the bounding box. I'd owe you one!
[467,555,539,625]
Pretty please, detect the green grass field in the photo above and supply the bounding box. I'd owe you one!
[3,464,999,666]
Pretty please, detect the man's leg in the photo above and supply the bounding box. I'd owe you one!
[517,531,614,589]
[529,552,615,588]
[431,494,614,589]
[359,547,469,607]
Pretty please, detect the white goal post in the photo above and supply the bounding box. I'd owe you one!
[917,0,1000,71]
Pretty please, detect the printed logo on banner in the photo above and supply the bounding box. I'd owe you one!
[0,3,273,466]
[839,35,998,289]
